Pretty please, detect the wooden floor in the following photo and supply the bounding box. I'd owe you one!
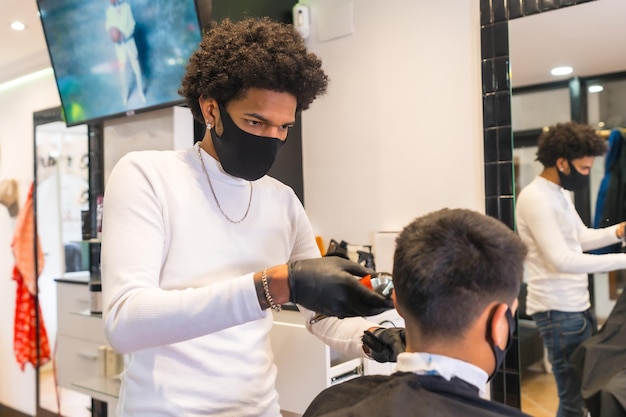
[521,369,559,417]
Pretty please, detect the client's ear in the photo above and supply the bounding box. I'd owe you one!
[391,290,404,318]
[489,303,511,350]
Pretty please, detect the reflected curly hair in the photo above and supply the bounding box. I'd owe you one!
[178,17,329,123]
[535,121,607,167]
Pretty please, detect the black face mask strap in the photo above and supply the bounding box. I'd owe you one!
[485,304,514,381]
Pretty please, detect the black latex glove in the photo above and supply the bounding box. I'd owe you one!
[362,327,406,363]
[288,257,394,318]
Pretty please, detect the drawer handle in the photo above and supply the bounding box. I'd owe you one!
[77,351,98,361]
[331,365,363,384]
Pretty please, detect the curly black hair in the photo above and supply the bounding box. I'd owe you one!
[392,208,527,341]
[536,121,607,167]
[178,17,329,123]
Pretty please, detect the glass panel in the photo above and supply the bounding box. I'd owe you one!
[511,88,571,131]
[35,115,92,417]
[588,78,626,130]
[513,145,542,198]
[36,121,90,274]
[587,76,626,318]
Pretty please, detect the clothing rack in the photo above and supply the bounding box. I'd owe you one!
[596,127,626,138]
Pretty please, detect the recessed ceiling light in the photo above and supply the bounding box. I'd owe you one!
[550,66,573,76]
[10,21,26,31]
[588,85,604,93]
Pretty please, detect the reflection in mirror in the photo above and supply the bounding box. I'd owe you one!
[34,109,92,417]
[509,1,626,415]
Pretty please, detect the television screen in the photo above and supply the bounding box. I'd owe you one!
[37,0,203,127]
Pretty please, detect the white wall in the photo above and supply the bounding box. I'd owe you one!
[0,71,60,415]
[0,1,483,413]
[300,0,484,248]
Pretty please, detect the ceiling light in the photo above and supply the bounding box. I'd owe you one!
[550,66,573,76]
[0,68,53,93]
[10,21,26,31]
[588,85,604,93]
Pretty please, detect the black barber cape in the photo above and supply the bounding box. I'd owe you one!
[302,372,531,417]
[571,288,626,417]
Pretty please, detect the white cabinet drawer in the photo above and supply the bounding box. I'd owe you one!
[58,310,108,344]
[57,282,91,317]
[57,335,104,390]
[57,282,107,344]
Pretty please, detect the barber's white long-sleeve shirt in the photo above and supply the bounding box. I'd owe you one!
[101,144,374,416]
[516,176,626,315]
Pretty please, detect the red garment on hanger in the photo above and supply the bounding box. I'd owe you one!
[11,182,50,370]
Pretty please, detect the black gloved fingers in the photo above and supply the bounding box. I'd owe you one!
[288,257,394,318]
[363,327,406,363]
[375,327,405,356]
[336,277,395,315]
[313,285,392,318]
[362,330,386,352]
[334,257,374,277]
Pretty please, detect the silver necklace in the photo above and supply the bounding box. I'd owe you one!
[197,143,253,223]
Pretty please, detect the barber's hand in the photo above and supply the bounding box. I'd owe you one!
[362,327,406,363]
[288,257,394,318]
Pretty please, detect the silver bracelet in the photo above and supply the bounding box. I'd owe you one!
[261,268,281,312]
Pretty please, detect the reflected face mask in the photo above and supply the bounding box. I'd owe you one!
[557,160,589,191]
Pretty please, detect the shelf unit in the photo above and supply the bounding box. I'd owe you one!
[55,279,119,411]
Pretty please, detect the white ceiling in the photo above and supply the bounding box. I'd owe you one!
[508,0,626,88]
[0,0,50,84]
[0,0,624,87]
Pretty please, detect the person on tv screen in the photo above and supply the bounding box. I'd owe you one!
[303,208,531,417]
[101,17,396,416]
[105,0,146,106]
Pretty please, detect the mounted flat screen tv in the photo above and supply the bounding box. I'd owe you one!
[37,0,203,127]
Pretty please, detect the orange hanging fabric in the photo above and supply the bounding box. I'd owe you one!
[11,182,50,370]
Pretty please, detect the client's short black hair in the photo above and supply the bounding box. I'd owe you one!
[392,208,527,341]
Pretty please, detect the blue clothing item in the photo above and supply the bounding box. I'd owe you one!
[594,129,623,229]
[532,309,597,417]
[592,129,624,254]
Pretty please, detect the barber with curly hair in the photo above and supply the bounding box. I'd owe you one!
[101,17,393,416]
[516,121,626,417]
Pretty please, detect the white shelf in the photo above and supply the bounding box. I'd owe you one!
[72,377,120,402]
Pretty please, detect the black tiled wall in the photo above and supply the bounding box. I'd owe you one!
[479,0,598,409]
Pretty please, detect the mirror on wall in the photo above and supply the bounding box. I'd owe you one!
[508,0,626,415]
[34,107,92,417]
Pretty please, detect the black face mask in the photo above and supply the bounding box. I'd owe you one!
[557,160,589,191]
[486,307,515,382]
[211,103,286,181]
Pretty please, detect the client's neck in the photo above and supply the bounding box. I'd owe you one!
[404,322,492,375]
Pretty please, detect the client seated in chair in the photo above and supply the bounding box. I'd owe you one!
[303,208,531,417]
[571,287,626,417]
